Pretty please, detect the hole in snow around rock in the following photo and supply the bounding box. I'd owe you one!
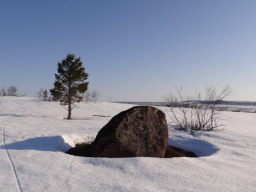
[1,134,218,158]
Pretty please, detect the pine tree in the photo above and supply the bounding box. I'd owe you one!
[50,53,89,119]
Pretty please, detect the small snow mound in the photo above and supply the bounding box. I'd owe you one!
[55,137,72,152]
[61,134,95,149]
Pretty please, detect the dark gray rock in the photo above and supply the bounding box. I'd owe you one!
[87,106,168,158]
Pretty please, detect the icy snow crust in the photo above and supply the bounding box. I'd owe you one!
[0,97,255,192]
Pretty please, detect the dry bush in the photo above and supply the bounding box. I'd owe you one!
[37,88,44,100]
[84,90,100,103]
[7,86,18,96]
[37,89,49,101]
[165,86,231,132]
[0,87,6,96]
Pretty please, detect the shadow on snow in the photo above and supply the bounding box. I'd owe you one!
[1,136,71,152]
[168,136,219,157]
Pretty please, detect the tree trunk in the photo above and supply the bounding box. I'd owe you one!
[67,102,72,119]
[67,84,72,120]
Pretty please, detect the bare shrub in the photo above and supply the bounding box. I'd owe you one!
[91,90,100,102]
[7,86,18,96]
[37,88,44,100]
[43,90,48,101]
[0,87,6,96]
[37,89,49,101]
[84,90,100,103]
[165,86,231,132]
[84,91,91,102]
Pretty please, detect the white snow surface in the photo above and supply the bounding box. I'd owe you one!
[0,97,256,192]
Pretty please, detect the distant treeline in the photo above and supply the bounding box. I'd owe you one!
[116,101,256,113]
[116,100,256,107]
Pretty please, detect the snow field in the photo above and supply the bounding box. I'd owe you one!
[0,97,256,192]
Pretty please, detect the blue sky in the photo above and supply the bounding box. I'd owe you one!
[1,0,256,101]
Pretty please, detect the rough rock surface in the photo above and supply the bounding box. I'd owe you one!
[87,106,168,158]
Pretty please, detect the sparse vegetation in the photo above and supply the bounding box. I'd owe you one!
[50,53,89,119]
[0,87,6,96]
[0,86,19,96]
[43,90,48,101]
[37,89,49,101]
[165,86,231,132]
[37,88,44,100]
[85,90,100,102]
[7,86,18,96]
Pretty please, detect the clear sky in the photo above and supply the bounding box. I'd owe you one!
[1,0,256,101]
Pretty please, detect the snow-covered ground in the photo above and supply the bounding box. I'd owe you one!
[0,97,255,192]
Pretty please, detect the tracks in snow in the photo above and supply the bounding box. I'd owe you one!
[1,120,23,192]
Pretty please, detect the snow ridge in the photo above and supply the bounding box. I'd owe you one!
[2,121,23,192]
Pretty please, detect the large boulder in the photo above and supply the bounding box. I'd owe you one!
[87,106,168,158]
